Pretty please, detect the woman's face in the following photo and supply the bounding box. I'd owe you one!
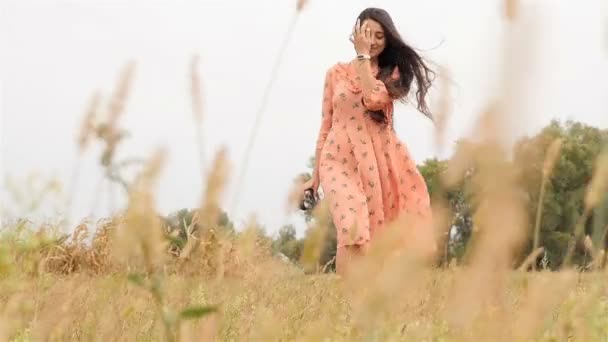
[362,18,386,58]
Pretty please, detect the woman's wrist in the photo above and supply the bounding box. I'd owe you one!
[352,55,370,67]
[356,53,371,61]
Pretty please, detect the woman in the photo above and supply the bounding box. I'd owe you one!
[302,8,437,275]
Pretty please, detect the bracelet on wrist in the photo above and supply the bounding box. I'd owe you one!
[356,53,371,61]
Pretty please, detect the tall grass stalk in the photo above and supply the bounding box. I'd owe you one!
[190,54,206,177]
[532,138,562,269]
[230,10,302,214]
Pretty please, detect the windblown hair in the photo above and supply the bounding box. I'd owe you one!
[357,7,435,124]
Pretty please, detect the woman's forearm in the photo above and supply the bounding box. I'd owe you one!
[351,58,378,98]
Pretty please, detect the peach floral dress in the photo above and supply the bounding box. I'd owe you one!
[315,61,434,252]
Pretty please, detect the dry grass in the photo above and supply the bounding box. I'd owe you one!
[1,135,607,340]
[1,250,608,341]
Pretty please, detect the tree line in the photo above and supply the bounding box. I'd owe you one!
[163,120,607,272]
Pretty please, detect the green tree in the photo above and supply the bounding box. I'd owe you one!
[418,155,474,265]
[514,120,608,269]
[163,207,236,254]
[417,121,608,270]
[271,224,303,262]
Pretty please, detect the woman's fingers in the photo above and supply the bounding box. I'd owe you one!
[353,19,373,46]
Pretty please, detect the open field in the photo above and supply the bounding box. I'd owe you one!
[2,1,608,341]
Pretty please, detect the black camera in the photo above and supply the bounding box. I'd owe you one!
[299,188,318,211]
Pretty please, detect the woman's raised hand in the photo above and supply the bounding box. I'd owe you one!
[349,19,372,56]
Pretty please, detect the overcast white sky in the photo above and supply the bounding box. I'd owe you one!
[1,0,607,236]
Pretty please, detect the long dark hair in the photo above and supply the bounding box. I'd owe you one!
[357,8,435,124]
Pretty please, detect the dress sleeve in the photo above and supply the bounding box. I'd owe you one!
[314,67,334,162]
[362,66,400,111]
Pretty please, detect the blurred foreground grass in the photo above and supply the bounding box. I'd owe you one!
[1,216,607,341]
[2,270,608,341]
